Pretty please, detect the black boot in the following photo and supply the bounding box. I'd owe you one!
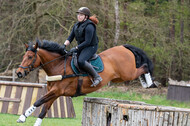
[82,61,102,87]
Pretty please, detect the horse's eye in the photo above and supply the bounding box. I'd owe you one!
[28,56,33,59]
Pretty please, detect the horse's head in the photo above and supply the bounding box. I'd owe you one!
[16,42,41,78]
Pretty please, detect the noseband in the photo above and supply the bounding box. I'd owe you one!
[19,50,37,72]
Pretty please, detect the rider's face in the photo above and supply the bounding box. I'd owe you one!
[77,13,86,22]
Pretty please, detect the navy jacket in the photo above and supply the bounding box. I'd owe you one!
[67,19,98,50]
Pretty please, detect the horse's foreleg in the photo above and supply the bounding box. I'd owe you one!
[17,91,56,123]
[34,97,57,126]
[17,105,37,123]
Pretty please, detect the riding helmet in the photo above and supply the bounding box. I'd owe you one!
[76,7,90,17]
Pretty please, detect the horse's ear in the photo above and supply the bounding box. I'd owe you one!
[34,41,38,49]
[36,37,40,43]
[36,37,42,48]
[24,43,29,48]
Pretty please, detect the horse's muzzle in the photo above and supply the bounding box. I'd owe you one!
[17,71,29,78]
[17,72,23,78]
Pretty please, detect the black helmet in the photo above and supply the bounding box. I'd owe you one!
[76,7,90,17]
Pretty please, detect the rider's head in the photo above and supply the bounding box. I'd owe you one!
[76,7,90,22]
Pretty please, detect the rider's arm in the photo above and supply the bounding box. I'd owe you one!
[64,40,70,46]
[64,26,75,46]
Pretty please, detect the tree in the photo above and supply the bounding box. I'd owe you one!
[114,0,120,46]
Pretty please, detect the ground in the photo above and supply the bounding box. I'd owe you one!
[97,80,168,96]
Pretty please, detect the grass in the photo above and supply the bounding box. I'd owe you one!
[1,86,190,126]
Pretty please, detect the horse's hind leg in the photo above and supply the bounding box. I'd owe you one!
[130,63,148,80]
[17,90,57,123]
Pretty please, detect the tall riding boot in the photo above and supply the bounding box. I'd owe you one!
[82,61,102,87]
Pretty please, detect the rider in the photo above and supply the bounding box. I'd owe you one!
[62,7,102,87]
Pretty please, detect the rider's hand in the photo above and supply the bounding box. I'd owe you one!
[59,44,67,55]
[70,47,78,53]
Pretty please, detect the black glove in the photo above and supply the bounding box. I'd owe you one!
[70,47,78,53]
[59,44,67,55]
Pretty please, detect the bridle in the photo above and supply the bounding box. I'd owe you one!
[19,50,37,72]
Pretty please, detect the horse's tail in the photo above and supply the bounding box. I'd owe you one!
[123,44,154,76]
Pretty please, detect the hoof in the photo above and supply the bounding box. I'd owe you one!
[17,119,25,123]
[17,115,26,123]
[148,83,157,88]
[34,118,42,126]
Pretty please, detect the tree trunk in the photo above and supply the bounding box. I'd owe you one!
[180,0,184,44]
[123,0,128,40]
[177,0,184,81]
[114,0,120,46]
[33,2,40,38]
[58,0,72,41]
[103,0,109,50]
[169,14,175,42]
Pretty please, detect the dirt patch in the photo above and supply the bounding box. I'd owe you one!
[97,81,168,96]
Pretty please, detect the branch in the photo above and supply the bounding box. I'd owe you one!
[4,60,12,73]
[45,12,69,33]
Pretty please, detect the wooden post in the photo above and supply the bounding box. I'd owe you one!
[12,69,16,82]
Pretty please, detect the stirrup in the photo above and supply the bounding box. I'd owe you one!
[91,77,102,87]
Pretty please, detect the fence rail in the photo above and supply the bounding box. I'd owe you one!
[0,69,17,82]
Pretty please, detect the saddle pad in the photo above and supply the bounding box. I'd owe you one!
[71,56,104,76]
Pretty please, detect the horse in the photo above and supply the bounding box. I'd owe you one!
[16,40,154,126]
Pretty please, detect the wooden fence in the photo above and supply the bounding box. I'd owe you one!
[167,79,190,102]
[82,97,190,126]
[0,81,75,118]
[0,69,17,82]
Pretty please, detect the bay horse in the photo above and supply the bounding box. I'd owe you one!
[16,40,153,126]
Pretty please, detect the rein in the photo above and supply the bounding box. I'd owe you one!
[36,53,71,72]
[19,49,80,80]
[37,54,68,70]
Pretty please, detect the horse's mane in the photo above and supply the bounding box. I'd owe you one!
[37,40,66,55]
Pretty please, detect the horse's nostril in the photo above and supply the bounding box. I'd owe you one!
[17,72,23,78]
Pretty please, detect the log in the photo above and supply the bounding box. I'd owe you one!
[82,97,190,126]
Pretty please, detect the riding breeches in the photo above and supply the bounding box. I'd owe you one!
[77,45,98,68]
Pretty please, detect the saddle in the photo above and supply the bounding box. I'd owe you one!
[71,53,104,76]
[70,53,104,97]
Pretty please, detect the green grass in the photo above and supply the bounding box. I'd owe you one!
[1,88,190,126]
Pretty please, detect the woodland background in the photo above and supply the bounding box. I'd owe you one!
[0,0,189,85]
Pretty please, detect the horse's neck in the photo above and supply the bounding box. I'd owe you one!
[37,49,63,75]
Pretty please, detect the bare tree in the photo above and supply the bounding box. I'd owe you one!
[103,0,109,50]
[169,14,175,42]
[114,0,120,46]
[123,0,128,40]
[180,0,184,44]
